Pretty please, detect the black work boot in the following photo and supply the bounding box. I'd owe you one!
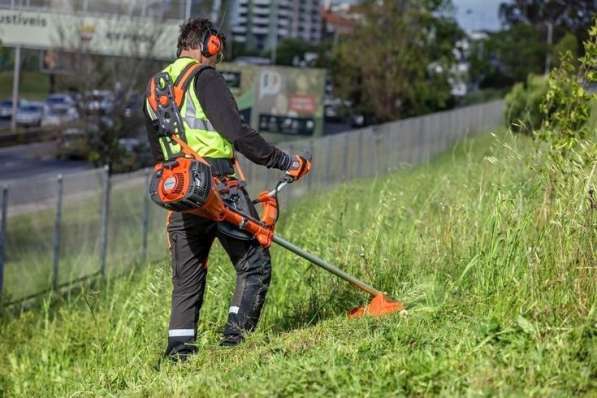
[219,334,244,347]
[164,341,197,362]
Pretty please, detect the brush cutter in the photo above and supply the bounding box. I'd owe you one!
[146,72,404,318]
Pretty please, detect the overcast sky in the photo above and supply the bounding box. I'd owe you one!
[453,0,505,32]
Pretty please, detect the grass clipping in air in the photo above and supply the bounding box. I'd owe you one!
[0,131,595,396]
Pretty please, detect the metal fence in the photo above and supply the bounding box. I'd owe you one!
[0,100,504,304]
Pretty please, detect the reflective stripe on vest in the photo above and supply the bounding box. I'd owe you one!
[146,57,233,159]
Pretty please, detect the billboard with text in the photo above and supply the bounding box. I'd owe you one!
[0,9,179,59]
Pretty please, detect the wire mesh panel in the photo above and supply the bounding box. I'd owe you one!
[145,200,169,264]
[3,175,59,302]
[107,170,147,275]
[57,169,105,286]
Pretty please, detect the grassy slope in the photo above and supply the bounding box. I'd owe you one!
[0,71,50,101]
[0,131,595,397]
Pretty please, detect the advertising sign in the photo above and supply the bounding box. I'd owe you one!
[217,64,326,137]
[0,9,179,59]
[253,66,326,137]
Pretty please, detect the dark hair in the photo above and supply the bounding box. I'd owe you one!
[176,17,225,57]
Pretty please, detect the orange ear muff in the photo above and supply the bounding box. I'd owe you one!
[206,35,222,57]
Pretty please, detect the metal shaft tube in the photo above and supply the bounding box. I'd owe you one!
[272,234,383,297]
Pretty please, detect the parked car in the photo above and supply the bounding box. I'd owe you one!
[0,99,26,119]
[46,93,75,110]
[15,102,46,127]
[42,106,79,127]
[124,94,142,118]
[82,90,114,114]
[57,127,88,160]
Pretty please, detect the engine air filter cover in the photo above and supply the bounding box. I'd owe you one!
[149,157,212,212]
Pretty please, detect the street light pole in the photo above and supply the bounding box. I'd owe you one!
[10,46,21,133]
[211,0,222,23]
[185,0,192,20]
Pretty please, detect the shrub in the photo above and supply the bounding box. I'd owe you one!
[504,74,548,134]
[539,19,596,168]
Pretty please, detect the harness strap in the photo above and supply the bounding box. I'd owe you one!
[146,62,210,113]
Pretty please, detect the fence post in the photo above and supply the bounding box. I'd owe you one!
[307,139,314,192]
[52,175,63,291]
[0,186,7,301]
[99,166,111,278]
[141,168,150,264]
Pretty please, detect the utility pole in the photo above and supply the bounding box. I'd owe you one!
[10,46,21,133]
[545,21,554,74]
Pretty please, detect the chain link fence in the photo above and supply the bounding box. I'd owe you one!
[0,100,504,304]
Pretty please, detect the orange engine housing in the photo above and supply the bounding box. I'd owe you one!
[148,156,277,247]
[149,157,224,219]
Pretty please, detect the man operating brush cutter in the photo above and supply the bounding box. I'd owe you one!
[143,18,311,361]
[146,17,404,363]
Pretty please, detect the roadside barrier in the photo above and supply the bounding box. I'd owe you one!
[0,100,503,305]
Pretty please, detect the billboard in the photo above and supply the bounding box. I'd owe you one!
[218,64,326,138]
[0,9,179,59]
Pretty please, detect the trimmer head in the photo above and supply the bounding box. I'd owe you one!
[348,294,405,319]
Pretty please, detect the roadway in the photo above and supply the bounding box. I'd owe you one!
[0,119,353,186]
[0,141,90,185]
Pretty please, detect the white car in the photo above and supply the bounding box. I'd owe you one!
[0,99,26,119]
[46,93,75,109]
[15,102,47,127]
[42,106,79,127]
[83,90,114,114]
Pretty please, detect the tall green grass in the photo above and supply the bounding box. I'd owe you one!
[0,131,594,396]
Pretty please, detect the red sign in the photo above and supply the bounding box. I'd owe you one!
[289,95,316,114]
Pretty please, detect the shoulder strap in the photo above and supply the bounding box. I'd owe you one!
[146,63,213,114]
[173,63,214,108]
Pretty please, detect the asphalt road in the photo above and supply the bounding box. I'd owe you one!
[0,141,90,185]
[0,118,352,186]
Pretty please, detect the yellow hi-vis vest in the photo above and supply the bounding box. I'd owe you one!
[145,57,234,160]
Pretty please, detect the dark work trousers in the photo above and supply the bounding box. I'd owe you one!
[164,186,272,357]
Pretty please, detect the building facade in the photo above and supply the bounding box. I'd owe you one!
[229,0,322,51]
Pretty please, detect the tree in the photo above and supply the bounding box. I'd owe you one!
[553,32,578,67]
[274,38,317,66]
[499,0,595,35]
[469,24,548,89]
[499,0,596,71]
[332,0,462,122]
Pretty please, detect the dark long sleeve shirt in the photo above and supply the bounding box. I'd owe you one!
[144,64,291,170]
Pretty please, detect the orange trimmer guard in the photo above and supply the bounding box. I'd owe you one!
[348,294,405,319]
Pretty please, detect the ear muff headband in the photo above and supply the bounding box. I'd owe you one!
[201,29,222,58]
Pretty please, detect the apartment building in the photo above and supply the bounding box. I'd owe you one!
[230,0,322,51]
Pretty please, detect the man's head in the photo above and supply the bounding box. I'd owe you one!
[177,18,225,65]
